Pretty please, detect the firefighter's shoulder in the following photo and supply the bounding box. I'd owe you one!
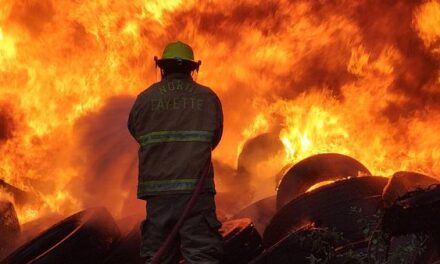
[136,82,161,99]
[192,82,220,100]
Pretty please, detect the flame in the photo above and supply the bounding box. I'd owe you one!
[1,0,440,223]
[415,0,440,55]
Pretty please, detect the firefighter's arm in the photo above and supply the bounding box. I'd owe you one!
[212,95,223,150]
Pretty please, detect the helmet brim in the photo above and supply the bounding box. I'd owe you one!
[157,58,199,71]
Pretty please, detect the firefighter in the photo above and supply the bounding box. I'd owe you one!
[128,41,223,264]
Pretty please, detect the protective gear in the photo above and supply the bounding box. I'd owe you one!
[155,41,201,71]
[140,193,223,264]
[129,43,223,264]
[162,41,195,61]
[128,73,223,198]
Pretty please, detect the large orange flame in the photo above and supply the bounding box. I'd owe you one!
[1,0,440,223]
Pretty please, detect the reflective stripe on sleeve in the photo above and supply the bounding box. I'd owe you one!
[138,130,213,146]
[137,178,215,195]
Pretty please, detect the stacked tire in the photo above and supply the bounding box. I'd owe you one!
[276,153,371,210]
[1,207,120,264]
[221,218,263,264]
[103,219,143,264]
[265,176,388,247]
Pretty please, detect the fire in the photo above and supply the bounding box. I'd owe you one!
[1,0,440,224]
[415,0,440,55]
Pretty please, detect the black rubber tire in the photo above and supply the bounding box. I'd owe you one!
[104,220,143,264]
[1,207,120,264]
[382,181,440,264]
[17,213,64,249]
[276,153,371,209]
[0,201,20,259]
[383,184,440,236]
[382,171,439,207]
[264,176,387,247]
[221,218,263,264]
[231,196,276,235]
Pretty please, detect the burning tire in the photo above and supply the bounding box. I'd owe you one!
[231,196,276,235]
[0,201,20,259]
[1,207,120,264]
[221,218,263,264]
[264,176,387,247]
[276,153,371,209]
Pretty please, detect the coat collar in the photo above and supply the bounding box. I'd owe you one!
[163,73,193,80]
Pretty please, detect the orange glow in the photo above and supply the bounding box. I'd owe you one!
[306,180,338,193]
[1,0,440,223]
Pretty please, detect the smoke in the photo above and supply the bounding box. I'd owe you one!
[0,105,14,143]
[73,96,142,218]
[211,132,285,213]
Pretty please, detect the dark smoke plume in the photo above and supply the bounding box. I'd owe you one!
[0,105,14,143]
[73,96,142,218]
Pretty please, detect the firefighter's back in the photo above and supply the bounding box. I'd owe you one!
[129,73,222,198]
[128,41,224,264]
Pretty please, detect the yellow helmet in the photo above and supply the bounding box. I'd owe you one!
[155,41,201,70]
[162,41,194,61]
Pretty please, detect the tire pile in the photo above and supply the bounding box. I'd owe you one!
[0,207,262,264]
[232,153,440,263]
[1,153,440,263]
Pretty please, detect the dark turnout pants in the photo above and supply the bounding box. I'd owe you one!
[141,193,223,264]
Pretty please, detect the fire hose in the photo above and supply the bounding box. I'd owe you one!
[150,153,213,264]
